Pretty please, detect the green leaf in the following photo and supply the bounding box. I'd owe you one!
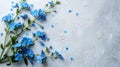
[11,47,15,54]
[4,28,7,32]
[22,0,26,2]
[25,27,31,30]
[28,19,31,26]
[10,36,17,44]
[24,58,28,66]
[0,44,4,50]
[56,1,61,5]
[16,8,19,15]
[45,11,51,14]
[5,41,11,47]
[45,47,50,53]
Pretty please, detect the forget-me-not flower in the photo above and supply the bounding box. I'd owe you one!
[21,2,30,10]
[35,50,46,63]
[9,22,23,31]
[2,14,13,23]
[21,14,28,20]
[33,31,47,41]
[21,37,33,46]
[14,53,23,61]
[54,51,64,60]
[14,37,33,48]
[31,9,46,21]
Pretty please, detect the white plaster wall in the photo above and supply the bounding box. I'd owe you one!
[0,0,120,67]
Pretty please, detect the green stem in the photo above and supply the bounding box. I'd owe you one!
[14,9,22,21]
[2,18,37,60]
[0,8,22,60]
[0,24,9,59]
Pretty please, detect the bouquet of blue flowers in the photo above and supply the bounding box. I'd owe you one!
[0,0,63,66]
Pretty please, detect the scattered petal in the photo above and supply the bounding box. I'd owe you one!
[76,13,79,16]
[70,57,74,61]
[68,10,72,13]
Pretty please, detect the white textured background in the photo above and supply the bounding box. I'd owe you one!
[0,0,120,67]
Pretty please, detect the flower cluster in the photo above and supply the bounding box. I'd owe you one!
[21,2,31,10]
[0,0,63,66]
[9,22,23,31]
[33,31,47,41]
[2,14,13,23]
[31,9,46,21]
[14,37,33,48]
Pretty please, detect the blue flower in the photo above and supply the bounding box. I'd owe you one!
[21,37,33,46]
[21,14,28,20]
[33,31,47,41]
[2,14,13,23]
[14,43,21,48]
[14,37,33,48]
[9,22,16,30]
[54,51,64,60]
[9,22,23,31]
[26,49,35,65]
[31,23,36,27]
[30,10,38,17]
[12,3,19,8]
[14,53,23,61]
[35,50,46,63]
[21,2,30,10]
[21,47,34,59]
[15,22,23,28]
[31,9,46,21]
[26,49,34,58]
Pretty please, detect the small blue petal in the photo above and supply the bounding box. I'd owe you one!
[14,53,23,61]
[26,49,34,58]
[64,30,67,33]
[76,13,79,16]
[21,2,30,10]
[70,57,74,61]
[0,33,3,36]
[65,47,69,50]
[39,41,45,47]
[54,51,64,60]
[68,10,72,13]
[14,43,21,48]
[12,3,19,8]
[31,23,36,27]
[31,10,39,17]
[51,25,54,28]
[35,50,46,63]
[34,31,47,41]
[9,22,16,31]
[21,14,28,19]
[15,22,23,28]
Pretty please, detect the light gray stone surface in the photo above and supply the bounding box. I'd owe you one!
[0,0,120,67]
